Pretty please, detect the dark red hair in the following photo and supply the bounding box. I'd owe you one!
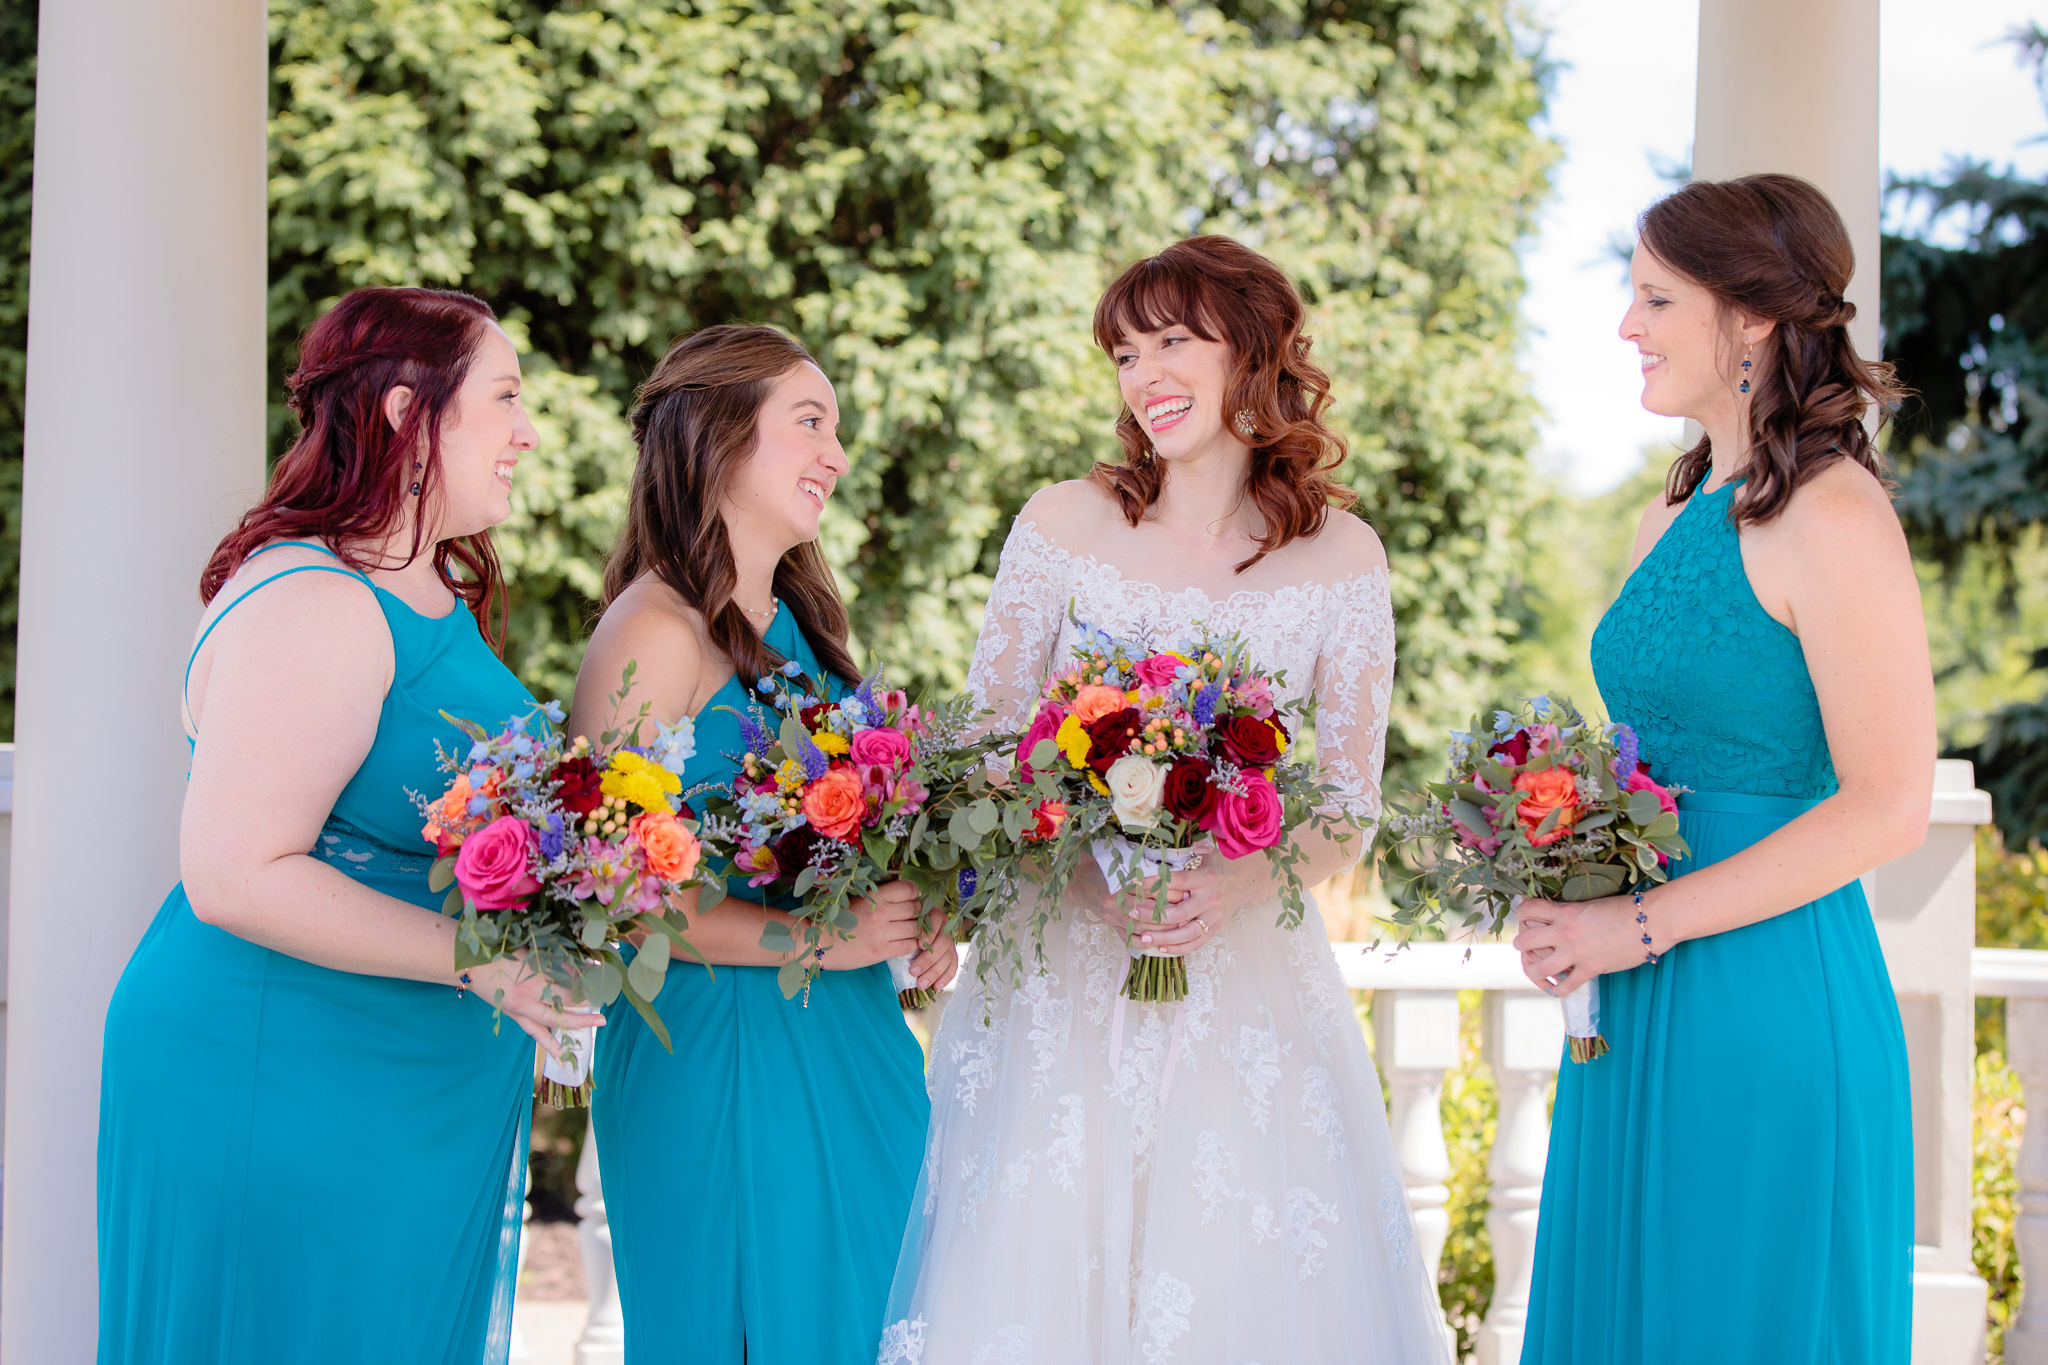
[200,287,508,643]
[1090,235,1354,572]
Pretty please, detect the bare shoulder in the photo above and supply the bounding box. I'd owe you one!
[1299,508,1388,578]
[584,577,706,687]
[1017,479,1121,547]
[1775,459,1900,546]
[200,543,386,649]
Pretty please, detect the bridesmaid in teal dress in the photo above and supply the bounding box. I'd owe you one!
[98,288,598,1364]
[570,324,958,1365]
[1513,176,1929,1363]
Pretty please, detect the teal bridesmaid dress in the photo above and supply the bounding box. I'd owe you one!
[1521,479,1914,1363]
[98,546,538,1364]
[590,604,930,1365]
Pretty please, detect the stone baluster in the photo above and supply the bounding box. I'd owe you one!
[507,1164,533,1365]
[575,1117,626,1365]
[2007,996,2048,1365]
[1476,991,1564,1365]
[1373,988,1461,1283]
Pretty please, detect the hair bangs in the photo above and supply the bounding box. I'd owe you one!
[1092,254,1224,355]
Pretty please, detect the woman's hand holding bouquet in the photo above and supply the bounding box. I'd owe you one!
[418,666,707,1105]
[1374,695,1689,1061]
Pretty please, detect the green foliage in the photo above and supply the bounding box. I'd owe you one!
[1435,988,1498,1359]
[259,0,1555,780]
[0,0,35,739]
[1975,1049,2024,1363]
[1883,23,2048,843]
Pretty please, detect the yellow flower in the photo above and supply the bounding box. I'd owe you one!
[776,758,805,792]
[1087,771,1112,796]
[602,750,683,812]
[1272,723,1290,754]
[812,731,850,756]
[1056,713,1092,768]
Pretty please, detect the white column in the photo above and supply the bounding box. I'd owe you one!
[2001,995,2048,1365]
[1,2,267,1358]
[1475,991,1564,1365]
[1866,761,1992,1364]
[1373,989,1460,1284]
[1693,0,1881,362]
[575,1119,626,1365]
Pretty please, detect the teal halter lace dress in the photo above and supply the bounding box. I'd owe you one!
[590,603,930,1365]
[98,547,538,1364]
[1520,480,1914,1363]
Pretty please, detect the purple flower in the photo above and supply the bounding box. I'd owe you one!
[796,729,832,781]
[1192,683,1221,728]
[538,812,566,860]
[736,709,774,756]
[1611,723,1641,781]
[958,866,978,900]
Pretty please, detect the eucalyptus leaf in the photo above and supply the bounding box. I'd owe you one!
[1627,789,1663,826]
[968,799,999,835]
[428,856,457,894]
[779,715,809,755]
[1447,799,1488,833]
[580,917,608,951]
[626,954,666,1003]
[1029,739,1058,770]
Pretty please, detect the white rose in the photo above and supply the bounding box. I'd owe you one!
[1106,754,1168,831]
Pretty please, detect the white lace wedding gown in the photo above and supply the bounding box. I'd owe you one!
[879,518,1453,1365]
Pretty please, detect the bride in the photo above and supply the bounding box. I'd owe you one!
[881,236,1450,1364]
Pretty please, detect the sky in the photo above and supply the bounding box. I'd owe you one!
[1523,0,2048,494]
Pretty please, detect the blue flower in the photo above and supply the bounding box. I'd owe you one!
[1192,684,1221,728]
[511,761,536,782]
[757,677,775,694]
[468,740,493,764]
[958,866,978,900]
[466,794,491,817]
[540,699,566,724]
[1492,710,1515,736]
[538,813,566,860]
[650,716,697,771]
[782,659,803,678]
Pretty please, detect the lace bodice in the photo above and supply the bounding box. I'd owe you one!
[964,517,1395,819]
[1590,480,1837,799]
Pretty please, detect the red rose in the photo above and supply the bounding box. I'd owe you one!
[1161,756,1219,822]
[1024,798,1069,842]
[550,756,604,816]
[1488,730,1531,766]
[1082,707,1144,773]
[1216,714,1282,768]
[799,700,833,730]
[773,824,824,881]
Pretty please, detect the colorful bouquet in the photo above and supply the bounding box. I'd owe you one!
[1374,694,1689,1061]
[417,667,705,1105]
[983,613,1356,1004]
[692,663,1012,1005]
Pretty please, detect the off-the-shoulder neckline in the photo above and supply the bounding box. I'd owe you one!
[1010,518,1388,608]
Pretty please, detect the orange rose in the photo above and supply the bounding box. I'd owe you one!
[1512,768,1581,846]
[1071,684,1128,725]
[631,810,702,882]
[432,773,476,829]
[801,767,868,841]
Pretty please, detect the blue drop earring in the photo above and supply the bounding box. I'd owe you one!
[1739,343,1754,395]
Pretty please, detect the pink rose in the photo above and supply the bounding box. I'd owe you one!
[849,725,913,771]
[454,815,541,911]
[1202,771,1285,859]
[1133,653,1188,688]
[1623,769,1677,815]
[1017,703,1068,781]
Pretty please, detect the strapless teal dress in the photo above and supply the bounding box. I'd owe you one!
[98,548,538,1364]
[590,604,930,1364]
[1521,480,1914,1362]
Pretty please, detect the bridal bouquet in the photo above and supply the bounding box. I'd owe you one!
[417,668,705,1106]
[984,614,1355,1004]
[1374,694,1689,1061]
[692,664,1012,1006]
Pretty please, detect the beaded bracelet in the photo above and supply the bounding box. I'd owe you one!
[455,971,472,1000]
[1633,889,1660,966]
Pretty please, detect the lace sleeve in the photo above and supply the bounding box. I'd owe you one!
[965,518,1073,737]
[1310,570,1396,822]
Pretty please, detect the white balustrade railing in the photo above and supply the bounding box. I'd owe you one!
[1974,947,2048,1365]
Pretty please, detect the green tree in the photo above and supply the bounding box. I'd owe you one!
[1883,23,2048,845]
[0,0,35,739]
[262,0,1556,774]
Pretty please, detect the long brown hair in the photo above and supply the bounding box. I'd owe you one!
[1090,235,1354,572]
[1639,174,1905,525]
[603,324,860,688]
[202,287,507,642]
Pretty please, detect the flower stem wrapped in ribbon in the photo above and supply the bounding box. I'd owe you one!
[979,608,1358,1004]
[692,664,1016,1005]
[417,662,707,1106]
[1373,694,1690,1062]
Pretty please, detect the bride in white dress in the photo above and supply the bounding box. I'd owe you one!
[880,237,1452,1365]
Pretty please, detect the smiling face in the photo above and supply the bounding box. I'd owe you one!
[719,361,847,553]
[416,324,537,540]
[1112,322,1246,464]
[1619,243,1771,430]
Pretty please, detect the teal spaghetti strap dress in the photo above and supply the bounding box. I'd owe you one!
[98,546,539,1364]
[590,603,930,1365]
[1521,480,1913,1363]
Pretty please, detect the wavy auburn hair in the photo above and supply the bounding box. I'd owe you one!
[1090,236,1354,572]
[1640,174,1905,525]
[200,287,507,643]
[602,325,860,689]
